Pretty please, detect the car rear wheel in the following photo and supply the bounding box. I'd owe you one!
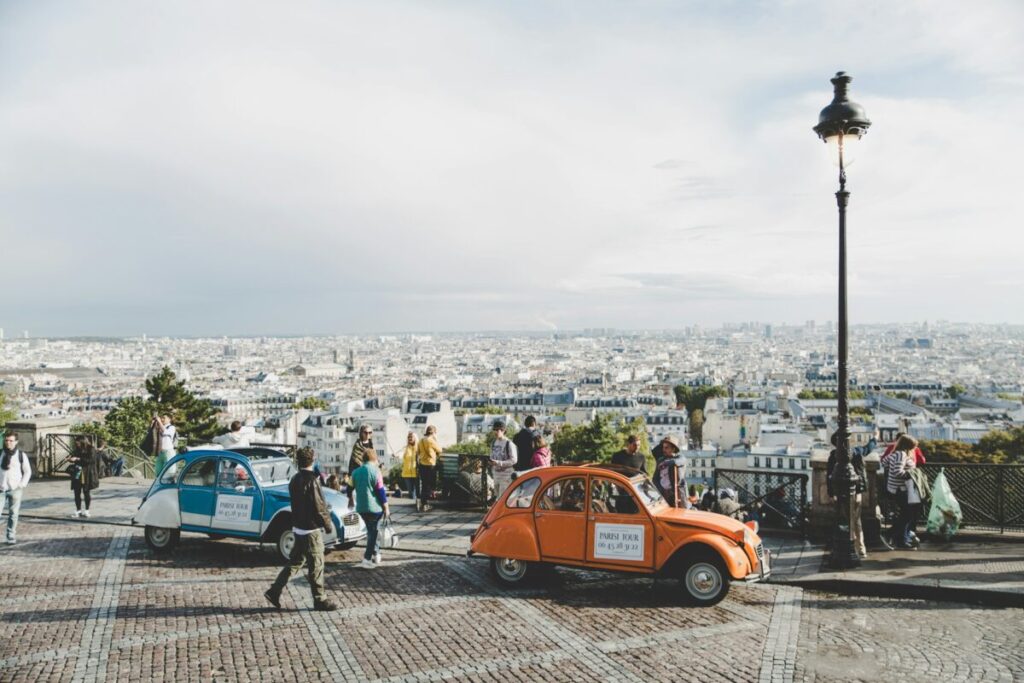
[145,525,180,552]
[490,557,532,586]
[679,554,729,606]
[277,529,296,561]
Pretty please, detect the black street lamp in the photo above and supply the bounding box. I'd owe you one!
[814,71,871,569]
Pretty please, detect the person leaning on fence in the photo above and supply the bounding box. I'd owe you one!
[400,431,419,503]
[416,425,442,512]
[881,434,920,549]
[1,432,31,545]
[714,489,744,520]
[350,450,390,569]
[265,447,338,612]
[827,431,868,558]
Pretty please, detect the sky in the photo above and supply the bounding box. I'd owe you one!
[1,0,1022,336]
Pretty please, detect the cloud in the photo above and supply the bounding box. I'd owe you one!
[0,0,1021,334]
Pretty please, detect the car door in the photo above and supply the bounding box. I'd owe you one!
[533,476,588,562]
[178,458,218,530]
[585,475,655,570]
[210,457,264,537]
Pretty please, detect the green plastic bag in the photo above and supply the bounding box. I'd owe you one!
[926,469,962,540]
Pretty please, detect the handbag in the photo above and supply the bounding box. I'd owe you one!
[379,515,399,549]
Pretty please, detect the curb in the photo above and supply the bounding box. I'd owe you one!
[21,514,136,528]
[772,575,1024,608]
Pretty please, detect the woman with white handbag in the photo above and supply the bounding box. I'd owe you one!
[349,450,391,569]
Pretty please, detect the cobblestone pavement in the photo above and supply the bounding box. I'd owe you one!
[2,520,1022,683]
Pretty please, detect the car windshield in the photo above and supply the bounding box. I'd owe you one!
[631,476,666,510]
[250,459,294,486]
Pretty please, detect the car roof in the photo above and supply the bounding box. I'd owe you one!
[173,449,291,465]
[517,464,641,482]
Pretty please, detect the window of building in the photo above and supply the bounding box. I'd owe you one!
[754,457,760,467]
[789,458,795,469]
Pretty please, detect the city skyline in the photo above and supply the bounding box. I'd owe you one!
[2,1,1022,336]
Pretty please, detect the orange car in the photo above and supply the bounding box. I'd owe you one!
[469,464,770,605]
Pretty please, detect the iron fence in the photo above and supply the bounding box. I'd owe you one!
[879,463,1024,534]
[713,469,809,535]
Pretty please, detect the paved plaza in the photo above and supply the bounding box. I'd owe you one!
[2,518,1022,683]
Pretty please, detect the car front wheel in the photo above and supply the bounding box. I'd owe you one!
[489,557,533,586]
[145,525,180,552]
[277,528,296,561]
[679,554,730,606]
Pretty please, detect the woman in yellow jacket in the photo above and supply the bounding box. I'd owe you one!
[400,431,419,505]
[416,425,443,512]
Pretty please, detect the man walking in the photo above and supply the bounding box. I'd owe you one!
[1,432,31,545]
[513,416,539,472]
[265,447,338,611]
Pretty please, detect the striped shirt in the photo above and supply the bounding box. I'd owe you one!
[882,450,914,494]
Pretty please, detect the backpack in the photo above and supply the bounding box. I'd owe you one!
[504,439,518,464]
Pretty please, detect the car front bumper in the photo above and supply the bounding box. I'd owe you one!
[740,546,772,583]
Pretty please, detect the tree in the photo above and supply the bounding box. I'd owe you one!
[975,427,1024,464]
[0,391,15,430]
[673,384,728,414]
[918,439,981,464]
[293,396,330,411]
[94,397,156,452]
[444,440,489,456]
[145,366,220,445]
[551,414,622,465]
[688,408,704,449]
[945,384,967,400]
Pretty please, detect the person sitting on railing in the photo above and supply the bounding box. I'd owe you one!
[714,489,744,521]
[97,439,125,477]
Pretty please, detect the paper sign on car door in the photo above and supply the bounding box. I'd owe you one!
[214,494,252,523]
[593,523,644,561]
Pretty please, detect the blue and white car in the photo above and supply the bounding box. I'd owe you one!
[132,449,366,560]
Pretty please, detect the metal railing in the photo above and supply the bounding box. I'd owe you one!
[909,463,1024,534]
[713,468,809,535]
[38,433,156,479]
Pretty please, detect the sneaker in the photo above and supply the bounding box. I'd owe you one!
[5,539,14,545]
[358,559,376,569]
[313,600,338,612]
[264,590,281,609]
[372,553,381,565]
[81,510,91,519]
[71,510,81,518]
[422,504,433,512]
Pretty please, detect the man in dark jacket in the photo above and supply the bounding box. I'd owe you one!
[265,447,338,611]
[513,416,539,471]
[611,435,647,474]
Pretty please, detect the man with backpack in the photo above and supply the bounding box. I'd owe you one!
[489,421,517,500]
[513,416,540,472]
[0,432,31,544]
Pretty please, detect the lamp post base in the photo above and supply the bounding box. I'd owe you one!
[828,525,862,569]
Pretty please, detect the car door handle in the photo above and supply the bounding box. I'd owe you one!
[588,516,595,521]
[535,513,543,519]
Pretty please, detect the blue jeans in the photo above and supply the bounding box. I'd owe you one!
[3,488,24,542]
[360,512,382,561]
[403,477,418,500]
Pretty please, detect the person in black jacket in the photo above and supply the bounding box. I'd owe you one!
[513,416,539,471]
[265,447,338,611]
[69,437,100,518]
[610,435,647,474]
[826,431,868,558]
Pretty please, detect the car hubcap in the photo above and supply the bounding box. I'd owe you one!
[280,531,295,558]
[497,558,526,581]
[150,528,170,546]
[687,563,721,597]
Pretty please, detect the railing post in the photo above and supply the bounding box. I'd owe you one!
[998,466,1005,534]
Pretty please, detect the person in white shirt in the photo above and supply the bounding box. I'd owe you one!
[154,414,177,478]
[212,421,250,450]
[489,421,517,500]
[0,432,32,544]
